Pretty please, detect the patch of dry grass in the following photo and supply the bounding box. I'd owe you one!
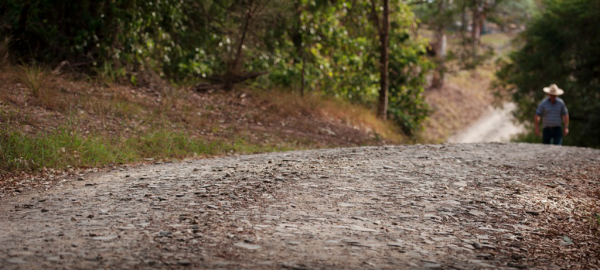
[252,88,405,143]
[19,62,46,98]
[14,63,72,112]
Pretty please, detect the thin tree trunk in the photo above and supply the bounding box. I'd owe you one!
[458,1,468,63]
[301,49,306,97]
[296,0,305,96]
[374,0,389,120]
[431,0,446,89]
[225,0,255,91]
[430,30,446,88]
[471,0,482,58]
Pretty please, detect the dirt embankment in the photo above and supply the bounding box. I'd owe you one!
[1,143,599,269]
[0,66,394,148]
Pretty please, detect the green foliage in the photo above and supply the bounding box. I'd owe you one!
[1,0,189,76]
[387,4,434,135]
[1,0,433,135]
[0,127,292,172]
[264,0,433,134]
[0,128,133,171]
[496,0,600,148]
[487,0,538,28]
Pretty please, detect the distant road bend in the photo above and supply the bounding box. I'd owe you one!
[448,102,524,143]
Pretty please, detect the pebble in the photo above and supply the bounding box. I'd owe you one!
[234,242,261,250]
[7,258,27,264]
[92,235,119,241]
[177,260,192,266]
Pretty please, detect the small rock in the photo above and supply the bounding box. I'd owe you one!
[338,203,356,207]
[468,210,485,217]
[92,235,119,241]
[234,242,261,250]
[349,226,377,232]
[453,181,468,187]
[46,256,61,261]
[560,236,574,246]
[159,231,172,237]
[7,258,27,264]
[177,260,192,266]
[507,262,527,269]
[282,262,308,270]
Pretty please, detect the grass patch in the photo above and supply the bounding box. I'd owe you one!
[19,62,46,98]
[1,128,134,171]
[252,88,405,143]
[480,33,513,48]
[0,127,294,172]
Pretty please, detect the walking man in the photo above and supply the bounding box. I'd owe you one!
[534,84,569,145]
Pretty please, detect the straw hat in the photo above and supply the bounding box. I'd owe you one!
[543,84,564,96]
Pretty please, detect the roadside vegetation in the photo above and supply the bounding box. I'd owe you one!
[0,0,539,175]
[0,61,406,174]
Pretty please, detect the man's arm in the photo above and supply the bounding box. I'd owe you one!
[534,115,541,136]
[563,114,569,135]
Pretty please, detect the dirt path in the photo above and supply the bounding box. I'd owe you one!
[1,143,599,269]
[448,103,525,143]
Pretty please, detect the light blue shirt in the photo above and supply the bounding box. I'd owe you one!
[536,97,568,128]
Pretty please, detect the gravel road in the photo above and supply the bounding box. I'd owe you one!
[448,103,524,143]
[1,143,599,269]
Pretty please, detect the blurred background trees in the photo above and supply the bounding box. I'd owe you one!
[496,0,600,148]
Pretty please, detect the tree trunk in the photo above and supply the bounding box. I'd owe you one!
[377,0,390,120]
[430,31,446,89]
[430,0,446,89]
[301,49,306,97]
[471,0,482,58]
[296,0,306,96]
[225,0,255,91]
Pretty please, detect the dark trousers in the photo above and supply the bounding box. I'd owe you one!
[543,127,563,145]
